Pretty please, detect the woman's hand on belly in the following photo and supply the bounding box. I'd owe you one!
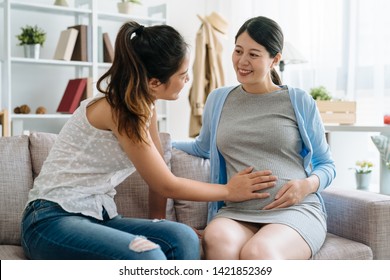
[262,175,320,210]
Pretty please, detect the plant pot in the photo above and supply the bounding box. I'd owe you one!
[23,44,40,59]
[355,172,371,190]
[117,2,136,14]
[54,0,69,6]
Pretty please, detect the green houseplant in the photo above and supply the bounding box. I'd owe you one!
[16,25,46,59]
[117,0,142,14]
[16,25,46,46]
[310,86,332,100]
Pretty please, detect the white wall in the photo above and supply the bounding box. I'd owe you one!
[161,0,207,140]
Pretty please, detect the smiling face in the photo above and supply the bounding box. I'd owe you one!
[232,31,281,93]
[150,52,190,101]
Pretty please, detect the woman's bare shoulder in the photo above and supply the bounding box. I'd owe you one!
[86,97,114,131]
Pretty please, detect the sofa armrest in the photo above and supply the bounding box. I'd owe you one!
[322,188,390,259]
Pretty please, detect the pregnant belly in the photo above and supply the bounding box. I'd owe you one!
[225,179,286,210]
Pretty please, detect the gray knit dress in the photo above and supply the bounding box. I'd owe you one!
[215,86,327,255]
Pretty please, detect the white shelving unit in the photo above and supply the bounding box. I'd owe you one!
[0,0,168,136]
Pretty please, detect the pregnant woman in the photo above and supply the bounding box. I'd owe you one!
[173,16,336,260]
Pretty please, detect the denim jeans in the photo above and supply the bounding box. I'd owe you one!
[21,199,200,260]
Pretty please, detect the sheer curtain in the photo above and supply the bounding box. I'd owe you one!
[346,0,390,122]
[207,0,390,121]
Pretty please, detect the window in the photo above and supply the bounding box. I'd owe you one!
[212,0,390,120]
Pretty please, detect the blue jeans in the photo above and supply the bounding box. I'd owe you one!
[21,199,200,260]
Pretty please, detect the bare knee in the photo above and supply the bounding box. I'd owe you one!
[203,232,238,259]
[240,224,312,260]
[129,236,159,253]
[202,226,227,251]
[203,221,244,260]
[240,240,280,260]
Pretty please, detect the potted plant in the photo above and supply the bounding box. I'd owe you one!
[117,0,142,14]
[350,160,374,190]
[16,25,46,59]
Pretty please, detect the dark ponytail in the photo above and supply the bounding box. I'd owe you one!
[271,69,282,85]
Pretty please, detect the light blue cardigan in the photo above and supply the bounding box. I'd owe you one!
[173,85,336,221]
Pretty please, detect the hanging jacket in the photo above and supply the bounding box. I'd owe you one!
[188,13,226,137]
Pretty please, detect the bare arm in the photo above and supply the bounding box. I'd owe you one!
[116,127,275,201]
[148,107,168,219]
[87,98,276,202]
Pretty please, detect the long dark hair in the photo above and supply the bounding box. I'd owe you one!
[235,16,283,85]
[97,21,188,144]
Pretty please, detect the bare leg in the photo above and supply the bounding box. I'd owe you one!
[240,223,311,260]
[202,217,258,260]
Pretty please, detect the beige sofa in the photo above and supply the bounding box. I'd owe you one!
[1,132,390,260]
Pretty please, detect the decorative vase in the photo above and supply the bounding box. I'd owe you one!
[54,0,69,6]
[117,2,135,14]
[355,173,371,190]
[23,44,40,59]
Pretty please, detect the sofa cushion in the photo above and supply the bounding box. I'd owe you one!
[0,135,32,246]
[313,233,373,260]
[171,148,209,230]
[0,245,27,260]
[29,132,57,179]
[115,133,176,220]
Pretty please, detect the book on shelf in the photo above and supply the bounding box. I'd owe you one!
[53,28,79,61]
[67,24,90,62]
[81,77,94,102]
[103,32,114,63]
[57,78,88,114]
